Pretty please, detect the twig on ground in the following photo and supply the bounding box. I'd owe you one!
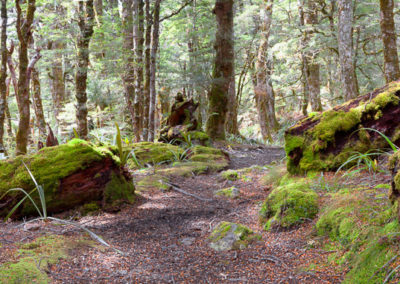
[163,181,212,202]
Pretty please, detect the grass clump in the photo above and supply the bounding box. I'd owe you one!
[259,177,318,230]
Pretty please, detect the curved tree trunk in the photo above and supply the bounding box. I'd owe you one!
[379,0,400,83]
[75,0,94,139]
[206,0,234,140]
[338,0,359,101]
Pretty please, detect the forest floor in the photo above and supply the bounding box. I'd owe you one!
[0,144,391,283]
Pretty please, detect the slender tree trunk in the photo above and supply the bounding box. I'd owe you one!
[31,68,47,142]
[143,0,151,141]
[304,0,322,111]
[75,0,94,139]
[148,0,161,142]
[15,0,39,155]
[254,0,278,142]
[379,0,400,83]
[206,0,234,140]
[134,0,144,140]
[298,0,309,115]
[49,40,66,136]
[0,0,7,154]
[338,0,358,100]
[225,74,239,135]
[94,0,103,27]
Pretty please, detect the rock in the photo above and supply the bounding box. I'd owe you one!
[285,80,400,173]
[208,221,261,251]
[180,237,195,246]
[0,139,135,219]
[215,187,240,199]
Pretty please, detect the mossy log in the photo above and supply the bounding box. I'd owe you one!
[285,81,400,173]
[0,139,135,218]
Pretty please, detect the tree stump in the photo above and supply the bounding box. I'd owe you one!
[285,80,400,173]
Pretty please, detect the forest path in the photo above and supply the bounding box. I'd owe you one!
[45,145,342,283]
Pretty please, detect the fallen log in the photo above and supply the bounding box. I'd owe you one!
[285,81,400,173]
[0,139,135,218]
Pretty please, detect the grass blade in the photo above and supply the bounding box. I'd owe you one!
[2,188,42,221]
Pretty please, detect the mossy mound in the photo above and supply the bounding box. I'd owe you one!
[128,142,183,168]
[259,177,318,230]
[285,81,400,174]
[0,139,135,218]
[220,170,239,181]
[136,174,170,192]
[0,235,95,283]
[208,221,261,251]
[315,187,400,283]
[215,186,240,199]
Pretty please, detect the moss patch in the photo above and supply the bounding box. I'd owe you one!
[136,174,170,192]
[0,235,94,283]
[208,221,261,251]
[260,177,318,230]
[220,170,238,181]
[215,186,239,199]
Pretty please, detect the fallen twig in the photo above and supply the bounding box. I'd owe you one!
[163,181,212,202]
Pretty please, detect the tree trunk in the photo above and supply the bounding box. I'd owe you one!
[75,0,94,139]
[254,0,278,142]
[15,0,38,155]
[134,0,144,140]
[304,0,322,111]
[206,0,234,140]
[298,0,309,115]
[31,68,47,142]
[285,80,400,174]
[338,0,358,101]
[94,0,103,27]
[148,0,161,142]
[0,0,6,154]
[120,0,137,140]
[225,73,239,135]
[143,0,151,141]
[49,40,66,137]
[379,0,400,83]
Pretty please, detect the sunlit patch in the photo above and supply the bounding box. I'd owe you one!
[138,202,167,209]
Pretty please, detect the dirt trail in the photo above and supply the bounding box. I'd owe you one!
[1,146,343,283]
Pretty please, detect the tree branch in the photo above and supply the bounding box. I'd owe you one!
[160,0,193,22]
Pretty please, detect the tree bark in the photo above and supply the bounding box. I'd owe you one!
[254,0,278,142]
[148,0,161,142]
[120,0,137,139]
[0,0,6,154]
[225,73,239,135]
[134,0,144,140]
[206,0,234,140]
[304,0,322,111]
[31,68,47,142]
[143,0,151,141]
[379,0,400,83]
[15,0,38,155]
[338,0,359,101]
[75,0,94,139]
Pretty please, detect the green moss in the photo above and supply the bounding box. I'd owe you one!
[81,202,100,215]
[285,81,400,173]
[0,235,93,283]
[104,172,135,209]
[136,174,170,192]
[259,178,318,230]
[128,142,183,168]
[215,186,239,199]
[188,131,210,142]
[220,170,238,181]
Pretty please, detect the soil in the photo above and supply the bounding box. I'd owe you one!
[0,145,345,283]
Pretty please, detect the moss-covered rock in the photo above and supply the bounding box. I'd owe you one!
[259,177,318,230]
[285,81,400,174]
[0,139,135,218]
[215,186,240,199]
[220,170,238,181]
[208,221,261,251]
[128,142,183,168]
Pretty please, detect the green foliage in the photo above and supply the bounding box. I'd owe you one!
[220,170,239,181]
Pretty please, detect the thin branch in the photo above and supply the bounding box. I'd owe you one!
[160,0,194,22]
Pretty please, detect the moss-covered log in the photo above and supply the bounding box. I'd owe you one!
[285,80,400,173]
[0,139,135,218]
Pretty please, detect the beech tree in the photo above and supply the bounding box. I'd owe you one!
[338,0,358,101]
[206,0,234,140]
[0,0,6,155]
[75,0,94,139]
[379,0,400,83]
